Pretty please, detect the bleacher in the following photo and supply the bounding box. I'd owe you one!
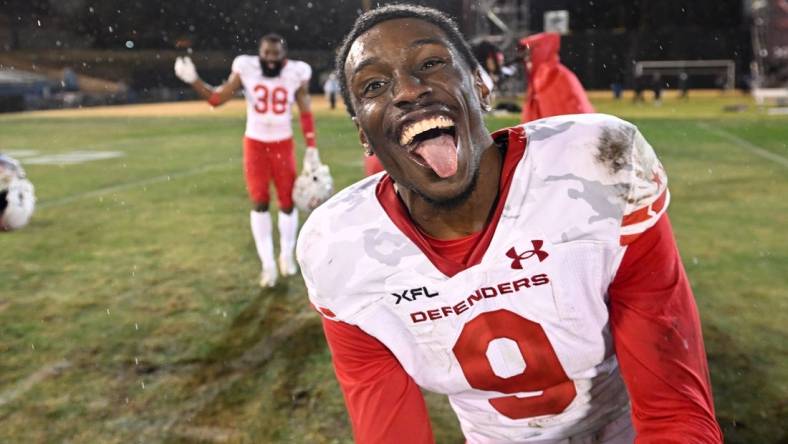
[0,69,53,112]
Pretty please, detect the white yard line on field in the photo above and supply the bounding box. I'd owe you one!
[37,163,235,209]
[0,360,71,408]
[696,122,788,168]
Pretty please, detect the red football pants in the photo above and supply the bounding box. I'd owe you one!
[243,137,296,210]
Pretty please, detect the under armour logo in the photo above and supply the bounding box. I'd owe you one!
[506,241,549,269]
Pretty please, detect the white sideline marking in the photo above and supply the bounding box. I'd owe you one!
[768,107,788,116]
[22,151,126,165]
[3,149,39,158]
[696,122,788,168]
[38,163,234,209]
[0,360,71,407]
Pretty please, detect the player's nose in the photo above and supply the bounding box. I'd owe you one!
[392,72,431,109]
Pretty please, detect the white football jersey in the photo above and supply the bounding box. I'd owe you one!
[298,114,668,442]
[231,55,311,142]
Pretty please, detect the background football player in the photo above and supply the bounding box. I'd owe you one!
[0,154,36,232]
[174,33,322,287]
[298,5,722,443]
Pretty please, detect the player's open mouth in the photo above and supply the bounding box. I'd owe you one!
[398,115,458,178]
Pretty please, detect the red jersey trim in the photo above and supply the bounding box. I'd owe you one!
[310,302,336,318]
[619,233,640,246]
[621,189,668,227]
[375,126,528,278]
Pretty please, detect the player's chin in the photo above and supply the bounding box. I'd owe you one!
[418,183,475,209]
[414,164,477,207]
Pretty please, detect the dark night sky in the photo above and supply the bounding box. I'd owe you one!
[0,0,747,51]
[0,0,462,51]
[529,0,746,31]
[0,0,754,89]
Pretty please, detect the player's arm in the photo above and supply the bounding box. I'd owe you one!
[294,82,317,149]
[321,318,434,444]
[174,56,241,107]
[294,82,322,171]
[191,73,241,107]
[608,214,723,443]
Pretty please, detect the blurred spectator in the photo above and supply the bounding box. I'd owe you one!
[714,74,727,94]
[633,73,646,103]
[518,32,594,123]
[611,71,624,100]
[678,71,689,99]
[323,72,339,110]
[471,38,503,88]
[652,73,663,105]
[62,67,79,92]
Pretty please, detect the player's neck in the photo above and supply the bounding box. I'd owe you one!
[400,141,503,240]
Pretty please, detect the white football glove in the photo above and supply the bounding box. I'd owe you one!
[174,56,198,84]
[302,148,322,173]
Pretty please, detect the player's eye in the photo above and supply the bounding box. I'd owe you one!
[363,80,386,96]
[420,58,446,71]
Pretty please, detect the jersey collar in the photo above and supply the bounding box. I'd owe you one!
[376,125,528,278]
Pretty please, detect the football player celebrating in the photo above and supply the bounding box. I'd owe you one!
[175,34,322,287]
[297,5,722,443]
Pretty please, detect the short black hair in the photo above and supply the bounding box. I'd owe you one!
[335,4,478,116]
[259,33,287,50]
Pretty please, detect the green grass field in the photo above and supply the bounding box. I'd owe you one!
[1,94,786,443]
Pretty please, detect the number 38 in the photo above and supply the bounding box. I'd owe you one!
[253,85,287,114]
[452,310,577,419]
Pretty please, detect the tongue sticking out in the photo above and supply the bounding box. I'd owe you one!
[413,133,458,178]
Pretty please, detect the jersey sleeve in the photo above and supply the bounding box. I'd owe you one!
[297,217,336,318]
[296,61,312,85]
[298,212,433,443]
[322,318,434,444]
[619,129,669,245]
[609,215,723,443]
[231,55,245,75]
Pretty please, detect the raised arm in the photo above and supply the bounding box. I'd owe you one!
[321,318,434,444]
[174,56,242,107]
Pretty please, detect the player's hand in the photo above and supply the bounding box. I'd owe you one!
[174,56,199,84]
[303,148,321,173]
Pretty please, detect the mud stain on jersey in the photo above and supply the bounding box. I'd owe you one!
[595,126,634,175]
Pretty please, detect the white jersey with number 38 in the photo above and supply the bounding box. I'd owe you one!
[298,114,669,442]
[232,55,311,142]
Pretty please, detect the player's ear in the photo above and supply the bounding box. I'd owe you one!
[473,68,491,112]
[352,116,364,142]
[353,117,373,155]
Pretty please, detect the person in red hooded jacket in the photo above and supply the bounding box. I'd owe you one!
[520,32,595,122]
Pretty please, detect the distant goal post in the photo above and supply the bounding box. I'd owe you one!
[634,60,736,90]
